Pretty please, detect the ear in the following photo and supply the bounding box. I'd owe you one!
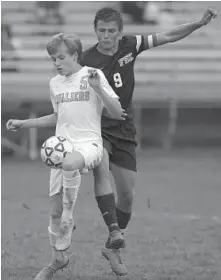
[118,30,123,40]
[73,52,78,62]
[94,26,98,35]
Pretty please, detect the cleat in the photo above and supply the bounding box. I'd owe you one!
[34,254,69,280]
[107,230,125,249]
[55,218,75,251]
[102,247,127,276]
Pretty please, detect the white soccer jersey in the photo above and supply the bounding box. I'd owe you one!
[50,66,119,143]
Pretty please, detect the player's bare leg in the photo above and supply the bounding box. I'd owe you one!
[55,151,83,251]
[93,149,127,276]
[34,192,69,280]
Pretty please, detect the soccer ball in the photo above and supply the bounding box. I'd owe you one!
[41,136,73,169]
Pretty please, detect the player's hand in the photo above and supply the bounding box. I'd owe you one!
[199,8,217,26]
[102,108,128,120]
[88,69,101,90]
[120,109,128,120]
[6,119,24,132]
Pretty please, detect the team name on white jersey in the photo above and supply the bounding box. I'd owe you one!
[56,90,90,103]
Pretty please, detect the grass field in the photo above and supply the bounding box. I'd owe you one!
[2,150,221,280]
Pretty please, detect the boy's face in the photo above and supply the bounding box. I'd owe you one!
[50,42,77,76]
[95,20,122,51]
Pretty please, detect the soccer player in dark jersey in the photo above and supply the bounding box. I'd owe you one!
[81,7,217,276]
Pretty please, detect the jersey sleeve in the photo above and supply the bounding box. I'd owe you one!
[49,81,58,114]
[142,34,158,50]
[97,69,119,101]
[126,35,146,56]
[127,34,158,56]
[134,35,146,55]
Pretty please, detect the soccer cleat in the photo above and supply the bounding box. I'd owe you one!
[107,230,125,249]
[55,218,75,251]
[34,253,69,280]
[102,247,127,276]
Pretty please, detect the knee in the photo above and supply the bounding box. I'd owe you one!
[62,152,77,171]
[94,164,109,183]
[62,161,73,171]
[119,188,135,205]
[62,151,85,171]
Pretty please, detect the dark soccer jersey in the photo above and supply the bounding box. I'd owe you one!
[81,35,154,140]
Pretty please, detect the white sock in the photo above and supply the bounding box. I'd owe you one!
[62,170,81,221]
[49,217,61,234]
[48,226,64,258]
[48,226,59,247]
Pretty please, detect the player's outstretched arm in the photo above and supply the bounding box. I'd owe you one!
[88,69,126,120]
[145,8,217,47]
[6,113,57,132]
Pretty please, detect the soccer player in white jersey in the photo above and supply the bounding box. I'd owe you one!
[6,32,126,280]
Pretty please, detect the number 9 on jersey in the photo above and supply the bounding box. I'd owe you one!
[113,73,123,88]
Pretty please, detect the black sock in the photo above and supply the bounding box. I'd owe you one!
[116,207,131,230]
[96,193,120,232]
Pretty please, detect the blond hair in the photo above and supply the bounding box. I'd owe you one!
[46,33,82,62]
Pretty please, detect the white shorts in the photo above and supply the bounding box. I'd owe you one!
[49,140,103,196]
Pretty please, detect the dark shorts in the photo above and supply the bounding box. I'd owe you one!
[102,133,137,172]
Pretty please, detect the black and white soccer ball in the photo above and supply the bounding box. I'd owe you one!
[40,136,73,169]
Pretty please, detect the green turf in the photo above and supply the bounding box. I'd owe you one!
[2,150,221,280]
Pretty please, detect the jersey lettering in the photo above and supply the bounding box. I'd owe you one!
[56,91,90,103]
[118,53,134,67]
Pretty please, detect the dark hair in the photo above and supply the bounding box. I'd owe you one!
[94,7,123,31]
[46,33,82,62]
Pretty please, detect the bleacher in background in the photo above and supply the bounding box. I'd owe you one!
[1,1,221,157]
